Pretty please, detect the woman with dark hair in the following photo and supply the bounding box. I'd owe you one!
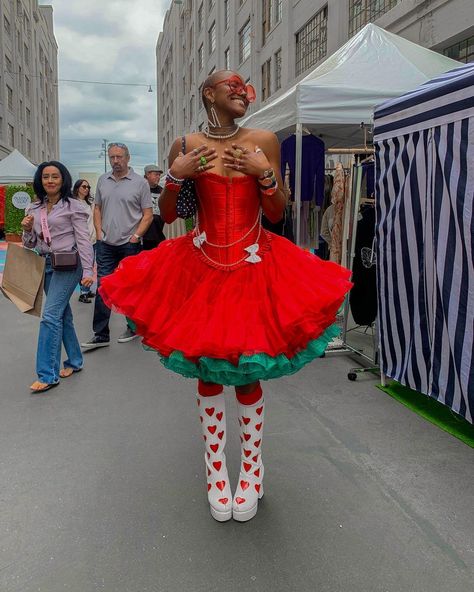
[73,179,96,303]
[21,161,94,393]
[99,71,352,522]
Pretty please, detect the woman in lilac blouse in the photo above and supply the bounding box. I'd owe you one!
[21,161,94,393]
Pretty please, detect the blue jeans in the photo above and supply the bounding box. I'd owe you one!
[37,257,83,384]
[93,241,142,339]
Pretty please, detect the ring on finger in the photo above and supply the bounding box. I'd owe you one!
[199,156,207,166]
[193,148,199,155]
[232,148,243,159]
[255,148,263,153]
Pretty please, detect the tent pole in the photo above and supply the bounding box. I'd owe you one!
[295,123,303,247]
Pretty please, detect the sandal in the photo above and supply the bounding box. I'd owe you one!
[59,367,82,378]
[30,381,59,393]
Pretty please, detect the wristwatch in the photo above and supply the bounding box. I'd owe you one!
[133,233,141,240]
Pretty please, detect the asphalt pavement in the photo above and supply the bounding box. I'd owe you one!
[0,297,473,592]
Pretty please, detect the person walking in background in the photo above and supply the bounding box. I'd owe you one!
[73,179,96,303]
[142,165,166,250]
[81,142,153,350]
[21,161,94,393]
[98,70,352,522]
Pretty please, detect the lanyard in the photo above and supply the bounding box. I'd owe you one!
[39,207,52,246]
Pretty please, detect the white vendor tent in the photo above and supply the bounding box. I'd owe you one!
[241,24,461,243]
[0,149,37,184]
[242,23,460,145]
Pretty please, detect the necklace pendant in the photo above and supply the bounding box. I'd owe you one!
[193,231,207,249]
[244,243,261,264]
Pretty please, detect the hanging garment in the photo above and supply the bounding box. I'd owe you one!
[349,205,377,326]
[329,163,346,264]
[280,135,325,204]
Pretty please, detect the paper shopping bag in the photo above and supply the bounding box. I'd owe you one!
[1,242,45,317]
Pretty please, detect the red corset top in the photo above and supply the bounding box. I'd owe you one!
[191,173,270,270]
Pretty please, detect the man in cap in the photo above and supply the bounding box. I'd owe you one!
[142,164,166,250]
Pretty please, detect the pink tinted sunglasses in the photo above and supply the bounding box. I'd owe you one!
[213,76,256,103]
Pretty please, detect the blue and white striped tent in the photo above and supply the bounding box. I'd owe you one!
[374,64,474,423]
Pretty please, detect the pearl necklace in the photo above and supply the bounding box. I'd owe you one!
[204,125,240,140]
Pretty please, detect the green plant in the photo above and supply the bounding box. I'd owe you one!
[4,184,35,234]
[185,217,195,232]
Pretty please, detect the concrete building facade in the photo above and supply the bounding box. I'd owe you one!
[156,0,474,168]
[0,0,59,162]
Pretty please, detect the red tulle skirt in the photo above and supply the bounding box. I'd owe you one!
[99,232,352,366]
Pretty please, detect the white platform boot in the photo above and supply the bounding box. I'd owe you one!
[197,391,233,522]
[232,391,265,522]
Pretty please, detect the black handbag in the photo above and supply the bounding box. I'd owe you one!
[176,136,198,219]
[50,250,79,271]
[40,206,79,271]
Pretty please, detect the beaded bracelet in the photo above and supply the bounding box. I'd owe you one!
[165,169,185,192]
[166,169,185,184]
[258,174,277,188]
[260,185,278,197]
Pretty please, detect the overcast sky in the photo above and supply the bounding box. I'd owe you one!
[40,0,168,178]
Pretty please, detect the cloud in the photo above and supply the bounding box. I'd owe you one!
[40,0,169,178]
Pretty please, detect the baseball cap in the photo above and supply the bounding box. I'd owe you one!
[144,164,163,174]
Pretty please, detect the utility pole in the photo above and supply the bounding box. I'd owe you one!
[98,139,108,172]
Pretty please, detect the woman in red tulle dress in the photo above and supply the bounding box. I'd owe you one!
[99,70,352,523]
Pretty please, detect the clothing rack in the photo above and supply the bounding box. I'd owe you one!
[324,158,381,382]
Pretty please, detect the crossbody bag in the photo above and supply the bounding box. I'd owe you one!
[40,206,79,271]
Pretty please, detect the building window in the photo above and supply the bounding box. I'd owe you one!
[239,19,251,64]
[274,0,282,24]
[349,0,400,37]
[19,100,23,122]
[27,139,31,157]
[295,6,328,76]
[26,107,31,127]
[224,0,230,30]
[189,60,194,86]
[7,86,13,111]
[209,21,216,54]
[5,56,13,74]
[25,75,30,97]
[443,35,474,64]
[208,65,216,75]
[224,46,231,70]
[198,2,203,31]
[189,24,193,51]
[198,43,204,70]
[261,58,271,101]
[209,0,215,10]
[274,48,282,90]
[24,43,29,65]
[262,0,272,46]
[8,124,14,147]
[190,95,194,123]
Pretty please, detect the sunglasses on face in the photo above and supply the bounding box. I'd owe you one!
[80,184,91,189]
[213,76,256,103]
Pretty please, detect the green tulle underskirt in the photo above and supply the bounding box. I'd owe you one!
[142,324,340,386]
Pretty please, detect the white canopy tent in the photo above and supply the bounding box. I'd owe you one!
[0,149,37,184]
[241,24,461,243]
